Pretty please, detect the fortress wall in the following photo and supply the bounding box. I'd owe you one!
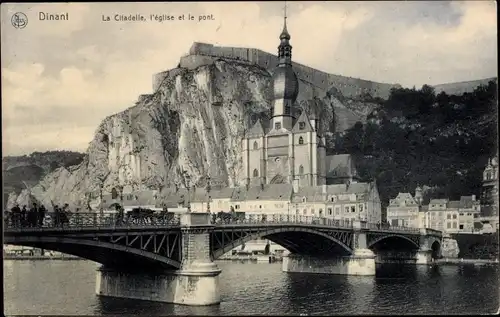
[154,42,398,99]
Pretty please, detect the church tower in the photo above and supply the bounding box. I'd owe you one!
[270,9,299,132]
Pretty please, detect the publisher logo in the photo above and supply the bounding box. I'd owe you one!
[12,12,28,29]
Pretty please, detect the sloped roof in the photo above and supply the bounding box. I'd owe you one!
[325,154,357,179]
[291,111,314,133]
[160,187,195,208]
[191,187,235,202]
[460,196,478,209]
[420,205,429,212]
[430,199,449,204]
[231,186,249,202]
[447,200,461,209]
[246,119,265,138]
[292,183,372,203]
[246,184,293,201]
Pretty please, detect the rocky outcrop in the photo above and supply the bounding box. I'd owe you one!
[7,57,379,209]
[441,238,460,258]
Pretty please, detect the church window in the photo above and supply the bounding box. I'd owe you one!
[299,165,304,174]
[299,122,305,130]
[253,141,258,150]
[298,137,304,145]
[253,169,259,177]
[275,122,281,130]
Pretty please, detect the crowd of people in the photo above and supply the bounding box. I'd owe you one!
[4,203,70,228]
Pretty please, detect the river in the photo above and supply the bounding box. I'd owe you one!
[4,260,499,315]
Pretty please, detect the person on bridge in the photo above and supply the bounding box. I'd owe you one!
[38,205,46,227]
[28,203,38,228]
[115,206,124,226]
[10,204,21,227]
[21,205,28,227]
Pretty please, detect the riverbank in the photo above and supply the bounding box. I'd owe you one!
[4,255,82,261]
[435,258,499,266]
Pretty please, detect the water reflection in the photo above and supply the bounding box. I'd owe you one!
[3,261,499,315]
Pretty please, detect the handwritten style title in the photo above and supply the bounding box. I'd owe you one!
[102,13,216,23]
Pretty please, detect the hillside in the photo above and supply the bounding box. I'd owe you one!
[333,80,498,210]
[433,77,497,96]
[2,151,86,207]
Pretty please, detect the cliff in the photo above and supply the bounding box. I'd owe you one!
[7,57,378,209]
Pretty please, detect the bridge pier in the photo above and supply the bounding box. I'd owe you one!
[282,221,376,276]
[95,212,221,305]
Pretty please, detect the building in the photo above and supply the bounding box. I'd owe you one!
[480,155,499,232]
[386,189,422,228]
[190,182,382,225]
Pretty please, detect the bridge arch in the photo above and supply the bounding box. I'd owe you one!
[6,236,182,270]
[211,227,353,259]
[368,234,420,252]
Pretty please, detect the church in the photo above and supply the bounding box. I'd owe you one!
[241,14,356,188]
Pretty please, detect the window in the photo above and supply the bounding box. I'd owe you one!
[275,122,281,130]
[299,165,304,174]
[351,206,356,213]
[285,105,291,115]
[359,204,364,212]
[302,197,307,203]
[459,213,464,216]
[345,206,349,213]
[303,209,307,215]
[447,223,451,229]
[467,213,472,216]
[328,208,333,215]
[319,209,323,215]
[452,222,457,229]
[335,206,340,214]
[447,214,451,219]
[298,137,304,145]
[311,209,315,214]
[459,224,464,230]
[253,141,258,150]
[299,122,305,130]
[253,169,259,177]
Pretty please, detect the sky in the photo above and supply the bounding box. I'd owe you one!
[1,1,497,156]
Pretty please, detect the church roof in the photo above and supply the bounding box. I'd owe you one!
[246,119,265,138]
[325,154,357,179]
[291,111,314,133]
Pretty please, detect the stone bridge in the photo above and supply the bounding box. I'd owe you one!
[4,212,442,306]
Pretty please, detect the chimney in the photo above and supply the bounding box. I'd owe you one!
[472,194,476,201]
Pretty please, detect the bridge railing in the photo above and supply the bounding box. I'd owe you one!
[365,222,420,233]
[3,211,181,230]
[212,214,354,229]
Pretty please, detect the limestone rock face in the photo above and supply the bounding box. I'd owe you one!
[8,59,377,209]
[441,238,460,258]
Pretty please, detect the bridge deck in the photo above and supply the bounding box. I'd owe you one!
[3,212,441,237]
